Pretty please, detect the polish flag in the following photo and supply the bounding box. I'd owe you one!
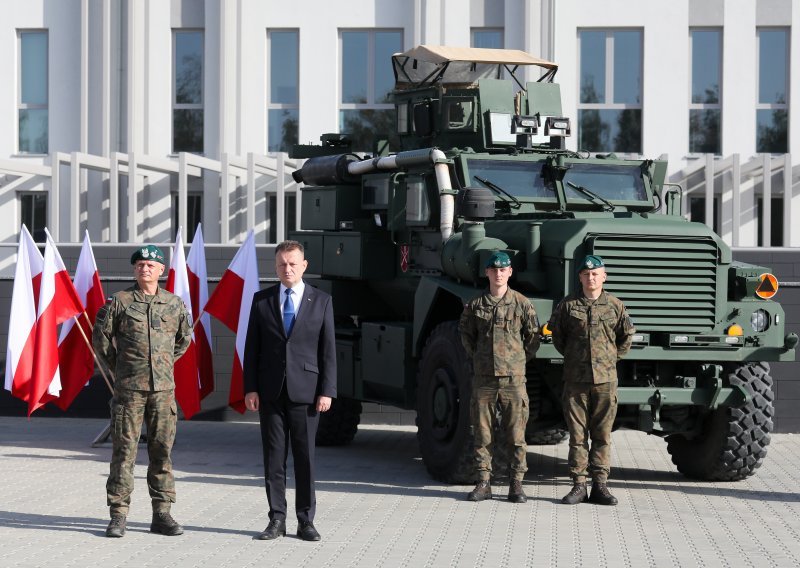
[165,227,201,419]
[4,225,44,404]
[187,224,214,400]
[53,231,106,411]
[204,230,259,413]
[28,229,85,416]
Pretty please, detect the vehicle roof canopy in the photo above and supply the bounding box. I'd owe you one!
[392,45,558,89]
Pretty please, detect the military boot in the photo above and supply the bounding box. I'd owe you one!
[467,480,492,502]
[589,482,618,506]
[561,482,589,505]
[150,511,184,536]
[508,479,527,503]
[105,514,126,538]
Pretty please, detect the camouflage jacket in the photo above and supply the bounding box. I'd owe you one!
[459,288,540,377]
[93,285,192,391]
[548,290,635,384]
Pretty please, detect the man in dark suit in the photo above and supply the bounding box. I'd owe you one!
[243,240,337,542]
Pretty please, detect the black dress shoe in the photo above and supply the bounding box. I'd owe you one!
[256,519,286,540]
[297,521,321,541]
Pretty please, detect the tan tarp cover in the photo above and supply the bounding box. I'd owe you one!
[394,45,558,70]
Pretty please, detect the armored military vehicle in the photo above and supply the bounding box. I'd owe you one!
[290,45,797,483]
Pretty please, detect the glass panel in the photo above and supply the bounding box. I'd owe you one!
[563,163,647,202]
[20,32,47,105]
[21,194,47,242]
[173,109,204,153]
[691,30,721,104]
[759,29,787,104]
[756,109,788,153]
[172,194,203,239]
[613,30,641,104]
[580,31,606,104]
[472,30,503,49]
[578,109,641,153]
[175,32,203,105]
[339,109,398,152]
[689,109,721,154]
[18,109,48,153]
[375,31,402,103]
[342,32,368,103]
[464,159,552,199]
[270,31,299,104]
[268,108,299,152]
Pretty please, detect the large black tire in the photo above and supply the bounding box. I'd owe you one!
[525,371,568,445]
[316,397,362,446]
[416,321,476,484]
[526,427,569,445]
[666,362,774,481]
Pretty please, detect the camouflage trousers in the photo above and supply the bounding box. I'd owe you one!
[471,375,529,481]
[562,381,618,484]
[107,389,177,516]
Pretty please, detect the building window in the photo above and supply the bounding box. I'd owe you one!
[18,31,48,154]
[757,28,789,153]
[688,196,720,234]
[339,29,403,153]
[20,193,47,242]
[171,193,203,240]
[268,30,299,153]
[173,30,204,154]
[756,197,784,246]
[689,29,722,154]
[471,29,503,49]
[577,30,642,154]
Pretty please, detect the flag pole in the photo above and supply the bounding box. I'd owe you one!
[81,310,94,332]
[70,314,115,394]
[192,308,206,330]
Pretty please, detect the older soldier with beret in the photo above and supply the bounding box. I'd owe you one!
[548,255,635,506]
[93,244,192,537]
[459,251,540,503]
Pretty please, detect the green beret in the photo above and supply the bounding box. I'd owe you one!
[131,244,165,265]
[578,254,604,272]
[486,251,511,269]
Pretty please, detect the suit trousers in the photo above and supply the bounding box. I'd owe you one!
[258,389,320,523]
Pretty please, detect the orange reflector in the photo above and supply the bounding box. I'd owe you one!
[541,323,552,336]
[756,273,779,299]
[727,324,744,336]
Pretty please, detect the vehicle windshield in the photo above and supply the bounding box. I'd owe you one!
[464,159,552,199]
[563,163,647,202]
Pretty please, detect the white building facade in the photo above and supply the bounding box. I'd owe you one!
[1,0,799,275]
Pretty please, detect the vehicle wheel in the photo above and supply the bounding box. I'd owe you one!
[416,321,476,484]
[666,362,774,481]
[525,371,568,445]
[316,397,362,446]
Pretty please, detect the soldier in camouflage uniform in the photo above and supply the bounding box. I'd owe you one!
[92,244,192,537]
[459,251,540,503]
[548,255,635,506]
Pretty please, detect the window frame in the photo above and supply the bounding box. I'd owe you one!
[171,192,203,241]
[756,27,789,154]
[17,29,49,155]
[172,29,205,154]
[19,192,48,242]
[470,28,504,49]
[688,27,723,155]
[267,29,300,153]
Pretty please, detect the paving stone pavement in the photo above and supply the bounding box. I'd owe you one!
[1,417,800,568]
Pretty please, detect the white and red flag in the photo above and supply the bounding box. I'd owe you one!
[53,231,105,411]
[4,225,44,405]
[28,229,85,416]
[165,227,201,419]
[204,229,259,413]
[186,224,214,400]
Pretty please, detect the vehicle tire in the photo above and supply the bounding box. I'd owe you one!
[525,371,568,445]
[416,321,477,484]
[666,362,774,481]
[316,397,362,446]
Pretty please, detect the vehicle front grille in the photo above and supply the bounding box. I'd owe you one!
[590,235,719,333]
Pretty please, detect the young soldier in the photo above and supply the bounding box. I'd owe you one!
[459,251,540,503]
[549,255,635,506]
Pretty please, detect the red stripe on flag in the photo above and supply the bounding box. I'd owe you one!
[204,270,245,333]
[229,354,246,414]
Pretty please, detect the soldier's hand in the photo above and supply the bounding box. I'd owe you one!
[244,392,260,412]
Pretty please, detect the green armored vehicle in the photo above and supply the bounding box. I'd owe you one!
[290,45,797,483]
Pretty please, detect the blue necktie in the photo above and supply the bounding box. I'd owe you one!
[283,289,295,336]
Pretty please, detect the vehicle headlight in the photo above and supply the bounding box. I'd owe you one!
[751,309,770,332]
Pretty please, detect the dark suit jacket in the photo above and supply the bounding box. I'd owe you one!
[242,282,337,405]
